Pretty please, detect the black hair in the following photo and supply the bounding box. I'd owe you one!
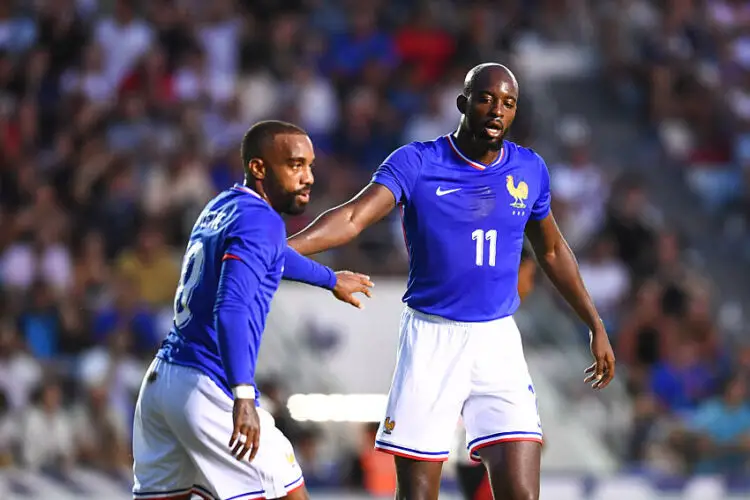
[240,120,307,180]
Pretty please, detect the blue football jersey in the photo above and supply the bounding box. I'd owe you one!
[372,135,551,322]
[157,185,286,399]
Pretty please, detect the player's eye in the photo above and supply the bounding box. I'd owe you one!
[504,101,515,109]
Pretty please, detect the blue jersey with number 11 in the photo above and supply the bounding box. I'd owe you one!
[371,135,551,322]
[157,185,286,399]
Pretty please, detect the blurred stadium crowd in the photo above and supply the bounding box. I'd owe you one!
[0,0,749,494]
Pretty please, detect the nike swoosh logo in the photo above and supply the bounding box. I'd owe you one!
[436,187,462,196]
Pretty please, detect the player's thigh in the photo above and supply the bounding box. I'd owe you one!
[163,365,304,500]
[478,441,541,500]
[463,316,543,462]
[375,308,472,461]
[132,359,197,499]
[393,456,443,500]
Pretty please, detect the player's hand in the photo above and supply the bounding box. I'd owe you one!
[332,271,374,309]
[585,328,615,390]
[229,398,261,462]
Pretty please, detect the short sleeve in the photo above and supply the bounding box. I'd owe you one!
[530,157,551,220]
[371,143,423,205]
[223,207,285,276]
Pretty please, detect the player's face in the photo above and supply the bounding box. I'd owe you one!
[464,73,518,151]
[264,133,315,215]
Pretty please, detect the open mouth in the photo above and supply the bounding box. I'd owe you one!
[296,192,310,203]
[484,121,503,138]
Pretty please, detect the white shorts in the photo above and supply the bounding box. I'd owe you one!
[132,358,304,500]
[375,307,543,463]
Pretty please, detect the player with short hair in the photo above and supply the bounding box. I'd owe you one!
[288,64,616,500]
[132,120,373,500]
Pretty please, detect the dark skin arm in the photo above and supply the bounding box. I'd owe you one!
[288,183,396,256]
[525,212,616,390]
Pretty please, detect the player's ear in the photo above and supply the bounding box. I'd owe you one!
[456,94,467,114]
[248,159,266,180]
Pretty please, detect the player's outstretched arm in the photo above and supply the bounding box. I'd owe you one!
[525,213,616,390]
[282,246,374,308]
[288,183,396,256]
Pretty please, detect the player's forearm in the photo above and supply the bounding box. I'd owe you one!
[537,239,604,334]
[282,246,337,289]
[289,204,362,256]
[216,306,259,388]
[215,259,261,389]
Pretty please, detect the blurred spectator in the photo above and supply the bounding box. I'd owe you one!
[78,330,144,436]
[94,0,153,88]
[258,378,301,441]
[649,340,719,417]
[579,235,630,330]
[295,426,338,488]
[0,321,42,412]
[116,224,180,308]
[71,385,131,478]
[550,116,609,250]
[341,423,396,496]
[92,274,158,356]
[0,391,16,467]
[20,381,75,473]
[679,374,750,474]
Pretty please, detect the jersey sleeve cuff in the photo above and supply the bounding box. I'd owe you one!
[529,207,551,220]
[232,385,256,400]
[325,267,337,290]
[371,178,402,205]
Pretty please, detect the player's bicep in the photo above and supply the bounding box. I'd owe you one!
[215,255,264,312]
[524,213,564,258]
[347,183,398,229]
[370,143,422,204]
[530,156,552,220]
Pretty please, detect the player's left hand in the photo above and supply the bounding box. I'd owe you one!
[332,271,374,309]
[585,328,616,390]
[229,398,261,462]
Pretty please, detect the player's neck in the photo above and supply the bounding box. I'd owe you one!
[243,178,271,205]
[452,129,502,165]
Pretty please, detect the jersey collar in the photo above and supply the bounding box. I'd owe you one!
[232,183,265,201]
[446,134,505,171]
[233,184,265,201]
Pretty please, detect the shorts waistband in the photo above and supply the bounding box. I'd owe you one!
[405,306,512,327]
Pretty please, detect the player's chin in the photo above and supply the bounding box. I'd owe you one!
[477,133,504,151]
[287,198,309,215]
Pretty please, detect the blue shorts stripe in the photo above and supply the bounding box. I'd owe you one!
[375,440,450,456]
[467,430,543,449]
[285,475,304,489]
[133,487,192,497]
[225,489,265,500]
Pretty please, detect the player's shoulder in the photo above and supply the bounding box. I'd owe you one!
[505,141,545,165]
[382,137,445,167]
[202,186,284,237]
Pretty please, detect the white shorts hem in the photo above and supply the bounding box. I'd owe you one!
[374,439,450,462]
[467,430,544,462]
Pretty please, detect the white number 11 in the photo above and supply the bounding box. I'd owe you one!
[472,229,497,267]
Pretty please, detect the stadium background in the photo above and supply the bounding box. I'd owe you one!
[1,0,750,498]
